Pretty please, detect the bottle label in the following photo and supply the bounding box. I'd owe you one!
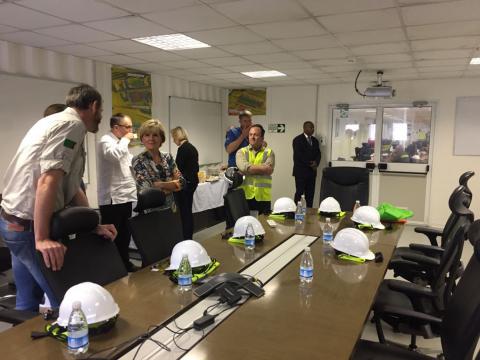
[178,274,192,286]
[68,329,89,349]
[245,236,255,247]
[300,267,313,279]
[295,214,304,222]
[323,233,333,241]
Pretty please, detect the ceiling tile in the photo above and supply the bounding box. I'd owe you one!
[418,71,463,78]
[101,0,199,14]
[89,40,158,54]
[17,0,129,22]
[213,73,250,80]
[186,27,264,45]
[161,69,202,78]
[321,64,361,73]
[336,28,406,46]
[213,0,308,25]
[0,3,69,29]
[359,53,413,63]
[318,9,401,33]
[202,56,253,66]
[0,31,72,47]
[86,16,172,38]
[247,19,325,39]
[192,67,231,74]
[144,5,235,32]
[298,0,395,16]
[417,65,467,72]
[48,44,113,57]
[129,51,186,62]
[36,24,119,43]
[406,21,480,40]
[415,58,469,66]
[363,62,414,70]
[218,41,282,55]
[411,36,480,51]
[283,68,326,76]
[243,52,299,63]
[261,61,313,70]
[224,64,269,72]
[91,54,148,65]
[125,62,176,72]
[378,68,417,75]
[0,24,17,33]
[351,42,410,56]
[295,48,349,60]
[398,1,455,5]
[187,74,216,82]
[163,59,210,68]
[309,58,353,66]
[401,0,480,26]
[178,47,233,59]
[272,35,339,51]
[414,49,472,59]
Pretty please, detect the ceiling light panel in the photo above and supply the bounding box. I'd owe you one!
[241,70,287,78]
[470,57,480,64]
[132,34,210,50]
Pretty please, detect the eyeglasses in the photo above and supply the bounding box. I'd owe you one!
[117,124,133,129]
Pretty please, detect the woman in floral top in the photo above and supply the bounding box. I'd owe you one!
[132,119,185,209]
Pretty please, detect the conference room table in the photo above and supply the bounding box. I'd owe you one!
[0,210,404,360]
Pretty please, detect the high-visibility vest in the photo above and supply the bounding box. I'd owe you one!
[240,146,272,201]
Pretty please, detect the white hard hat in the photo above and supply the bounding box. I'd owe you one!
[351,205,385,230]
[319,197,341,214]
[166,240,211,270]
[57,282,119,327]
[331,228,375,260]
[233,215,265,238]
[273,197,296,214]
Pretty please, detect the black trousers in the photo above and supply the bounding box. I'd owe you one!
[176,184,197,240]
[294,172,316,208]
[247,199,271,215]
[99,202,133,269]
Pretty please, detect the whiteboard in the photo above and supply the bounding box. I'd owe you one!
[454,96,480,155]
[169,96,222,165]
[0,74,90,191]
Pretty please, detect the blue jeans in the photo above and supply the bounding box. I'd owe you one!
[0,217,59,311]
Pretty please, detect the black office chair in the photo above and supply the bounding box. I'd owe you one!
[37,206,128,303]
[353,220,480,360]
[319,166,369,211]
[129,188,183,267]
[223,188,250,229]
[389,185,473,284]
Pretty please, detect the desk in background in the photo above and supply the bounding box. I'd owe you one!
[192,179,229,232]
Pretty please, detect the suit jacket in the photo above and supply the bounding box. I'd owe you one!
[292,133,321,177]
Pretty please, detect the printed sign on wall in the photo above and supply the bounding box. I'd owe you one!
[228,88,266,116]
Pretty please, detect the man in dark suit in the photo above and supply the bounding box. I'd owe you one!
[292,121,321,208]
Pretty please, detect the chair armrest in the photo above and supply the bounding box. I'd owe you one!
[414,226,443,246]
[401,253,441,267]
[409,244,444,257]
[378,304,442,325]
[386,280,436,298]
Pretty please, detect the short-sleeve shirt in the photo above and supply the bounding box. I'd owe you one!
[131,150,186,209]
[1,108,86,220]
[225,127,248,167]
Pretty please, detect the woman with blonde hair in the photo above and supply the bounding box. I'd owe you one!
[132,119,185,210]
[171,126,199,239]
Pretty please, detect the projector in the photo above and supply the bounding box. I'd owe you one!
[364,85,396,98]
[355,70,396,98]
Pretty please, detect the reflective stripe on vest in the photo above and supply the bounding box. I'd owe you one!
[240,147,272,201]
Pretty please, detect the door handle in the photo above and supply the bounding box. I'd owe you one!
[378,163,388,171]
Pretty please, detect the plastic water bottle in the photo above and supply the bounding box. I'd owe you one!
[353,200,361,213]
[299,247,314,283]
[295,201,304,224]
[178,254,192,291]
[245,223,255,250]
[323,217,333,244]
[67,301,89,355]
[301,194,307,215]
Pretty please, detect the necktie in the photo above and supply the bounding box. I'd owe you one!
[307,136,312,146]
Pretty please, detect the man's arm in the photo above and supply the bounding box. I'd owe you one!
[243,150,275,176]
[225,127,249,154]
[71,187,89,206]
[34,169,67,271]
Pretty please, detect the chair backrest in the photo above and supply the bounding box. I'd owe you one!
[128,207,183,266]
[441,185,474,248]
[223,188,250,229]
[458,170,474,200]
[319,167,369,211]
[38,207,127,303]
[441,220,480,360]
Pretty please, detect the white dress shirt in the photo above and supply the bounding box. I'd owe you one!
[96,132,137,206]
[1,108,86,220]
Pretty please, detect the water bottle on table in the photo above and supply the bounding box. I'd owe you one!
[301,194,307,215]
[353,200,361,213]
[299,247,314,284]
[245,222,255,250]
[178,254,192,291]
[323,217,333,244]
[67,301,89,355]
[295,201,304,224]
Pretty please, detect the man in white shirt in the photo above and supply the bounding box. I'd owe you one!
[97,113,138,272]
[0,84,117,311]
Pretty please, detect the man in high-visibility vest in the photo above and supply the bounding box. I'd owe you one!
[236,124,275,215]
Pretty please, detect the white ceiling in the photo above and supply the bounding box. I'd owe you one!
[1,0,480,88]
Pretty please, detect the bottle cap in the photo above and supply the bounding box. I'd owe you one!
[72,301,81,310]
[305,247,311,251]
[326,217,331,222]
